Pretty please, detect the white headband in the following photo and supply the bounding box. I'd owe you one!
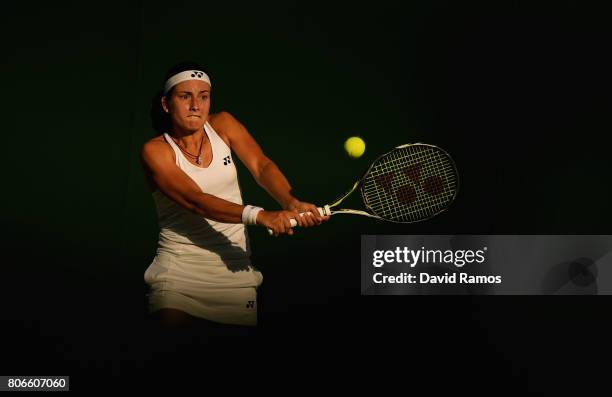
[163,70,211,95]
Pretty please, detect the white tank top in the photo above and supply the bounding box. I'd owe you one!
[150,121,262,288]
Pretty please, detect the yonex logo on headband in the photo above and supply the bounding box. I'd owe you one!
[164,69,211,95]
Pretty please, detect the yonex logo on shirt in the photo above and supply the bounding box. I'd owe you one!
[246,300,255,308]
[223,155,232,165]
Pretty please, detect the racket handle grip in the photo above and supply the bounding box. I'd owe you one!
[266,206,330,235]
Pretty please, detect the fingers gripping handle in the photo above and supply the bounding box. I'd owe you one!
[285,205,330,227]
[286,204,330,226]
[266,205,330,235]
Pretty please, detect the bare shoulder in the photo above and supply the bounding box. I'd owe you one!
[144,134,168,145]
[141,134,174,165]
[209,111,241,146]
[209,111,237,129]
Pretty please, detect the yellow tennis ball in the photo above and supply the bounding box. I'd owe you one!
[344,136,366,158]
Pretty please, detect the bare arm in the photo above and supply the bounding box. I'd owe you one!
[141,140,245,223]
[211,112,296,209]
[249,158,299,210]
[141,136,302,235]
[210,112,329,227]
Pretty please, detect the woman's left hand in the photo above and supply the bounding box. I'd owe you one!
[285,199,330,228]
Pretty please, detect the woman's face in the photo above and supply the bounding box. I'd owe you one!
[162,79,211,133]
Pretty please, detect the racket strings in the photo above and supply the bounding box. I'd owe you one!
[392,149,455,220]
[361,145,458,222]
[390,148,455,219]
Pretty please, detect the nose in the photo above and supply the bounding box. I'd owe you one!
[189,96,200,111]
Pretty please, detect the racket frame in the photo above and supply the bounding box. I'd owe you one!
[325,143,459,223]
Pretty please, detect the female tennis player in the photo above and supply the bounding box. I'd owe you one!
[140,62,328,338]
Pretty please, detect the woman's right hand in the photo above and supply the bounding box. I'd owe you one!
[256,210,298,236]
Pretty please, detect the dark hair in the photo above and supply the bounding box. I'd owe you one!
[150,61,210,134]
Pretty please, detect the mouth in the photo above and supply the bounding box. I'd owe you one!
[187,115,201,118]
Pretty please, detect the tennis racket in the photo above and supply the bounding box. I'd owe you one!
[266,143,459,234]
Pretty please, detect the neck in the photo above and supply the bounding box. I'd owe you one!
[169,127,205,149]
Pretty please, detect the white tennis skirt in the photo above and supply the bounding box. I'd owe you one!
[145,250,263,326]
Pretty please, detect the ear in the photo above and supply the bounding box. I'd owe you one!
[161,96,170,113]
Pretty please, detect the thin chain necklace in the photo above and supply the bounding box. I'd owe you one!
[171,131,205,165]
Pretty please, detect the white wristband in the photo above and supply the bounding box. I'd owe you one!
[248,207,263,225]
[242,205,264,225]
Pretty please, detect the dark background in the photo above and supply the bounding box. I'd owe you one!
[2,0,611,391]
